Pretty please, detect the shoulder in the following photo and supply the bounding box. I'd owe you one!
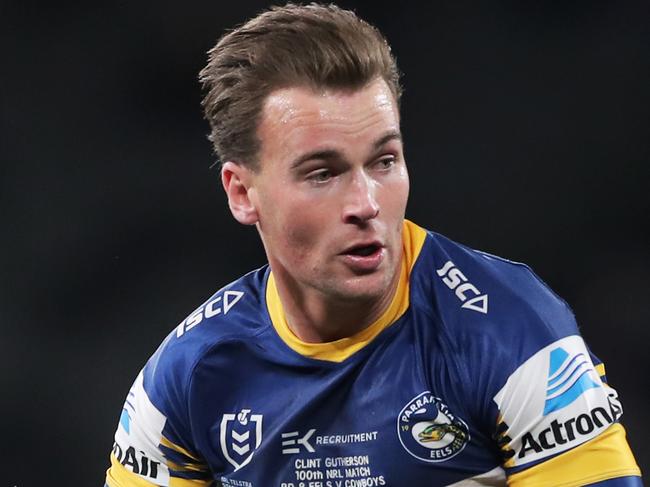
[412,227,577,351]
[141,266,272,407]
[106,267,271,485]
[409,226,585,423]
[410,227,635,477]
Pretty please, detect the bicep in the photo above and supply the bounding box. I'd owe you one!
[104,370,213,487]
[506,422,641,486]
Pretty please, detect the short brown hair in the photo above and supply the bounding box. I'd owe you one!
[199,3,402,168]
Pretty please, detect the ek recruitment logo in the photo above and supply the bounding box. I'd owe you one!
[282,429,316,454]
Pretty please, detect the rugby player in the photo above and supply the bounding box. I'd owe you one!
[105,4,643,486]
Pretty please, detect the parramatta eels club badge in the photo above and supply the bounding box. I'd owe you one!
[220,408,263,471]
[397,391,470,462]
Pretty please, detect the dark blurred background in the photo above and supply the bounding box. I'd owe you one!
[2,0,648,484]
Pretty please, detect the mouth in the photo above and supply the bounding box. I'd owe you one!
[339,241,385,272]
[344,243,382,257]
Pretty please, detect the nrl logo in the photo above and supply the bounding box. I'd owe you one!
[220,408,263,471]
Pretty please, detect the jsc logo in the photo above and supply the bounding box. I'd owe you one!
[397,392,470,463]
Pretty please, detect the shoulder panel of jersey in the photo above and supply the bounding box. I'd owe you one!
[106,267,272,487]
[409,230,640,483]
[409,229,584,412]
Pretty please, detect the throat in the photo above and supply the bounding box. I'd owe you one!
[270,269,402,345]
[265,254,410,361]
[285,298,383,343]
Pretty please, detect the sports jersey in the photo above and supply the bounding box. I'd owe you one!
[105,220,642,487]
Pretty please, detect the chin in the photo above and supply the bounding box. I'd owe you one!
[327,274,392,303]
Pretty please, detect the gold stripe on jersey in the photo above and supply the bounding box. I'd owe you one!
[595,362,606,379]
[266,219,427,362]
[106,452,212,487]
[166,458,209,475]
[507,423,641,487]
[160,435,203,464]
[106,452,159,487]
[168,478,213,486]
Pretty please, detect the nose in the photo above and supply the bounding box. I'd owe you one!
[342,170,380,224]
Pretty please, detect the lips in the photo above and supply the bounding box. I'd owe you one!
[345,243,381,257]
[339,241,385,272]
[341,239,384,255]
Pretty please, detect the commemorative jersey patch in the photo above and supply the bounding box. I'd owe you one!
[397,392,470,462]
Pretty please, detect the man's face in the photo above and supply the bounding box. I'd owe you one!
[247,77,409,303]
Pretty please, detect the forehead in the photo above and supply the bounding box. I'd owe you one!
[263,78,397,123]
[257,78,400,160]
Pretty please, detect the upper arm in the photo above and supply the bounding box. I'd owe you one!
[490,332,641,485]
[505,421,642,486]
[462,261,644,486]
[105,368,213,487]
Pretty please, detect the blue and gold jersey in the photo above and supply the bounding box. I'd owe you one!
[105,220,642,487]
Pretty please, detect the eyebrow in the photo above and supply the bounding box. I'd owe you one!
[289,130,402,169]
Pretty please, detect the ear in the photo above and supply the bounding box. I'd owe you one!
[221,161,259,225]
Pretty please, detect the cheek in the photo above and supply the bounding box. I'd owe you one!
[397,164,410,198]
[274,201,325,259]
[257,182,337,264]
[383,169,410,215]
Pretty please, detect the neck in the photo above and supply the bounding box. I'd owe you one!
[270,265,401,343]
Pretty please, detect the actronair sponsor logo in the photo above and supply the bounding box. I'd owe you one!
[493,335,622,466]
[543,346,600,415]
[112,371,170,483]
[516,392,621,459]
[119,388,136,434]
[112,441,161,480]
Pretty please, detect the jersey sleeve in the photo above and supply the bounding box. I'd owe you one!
[483,266,642,486]
[105,336,213,487]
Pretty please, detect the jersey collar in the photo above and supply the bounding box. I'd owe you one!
[265,219,427,362]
